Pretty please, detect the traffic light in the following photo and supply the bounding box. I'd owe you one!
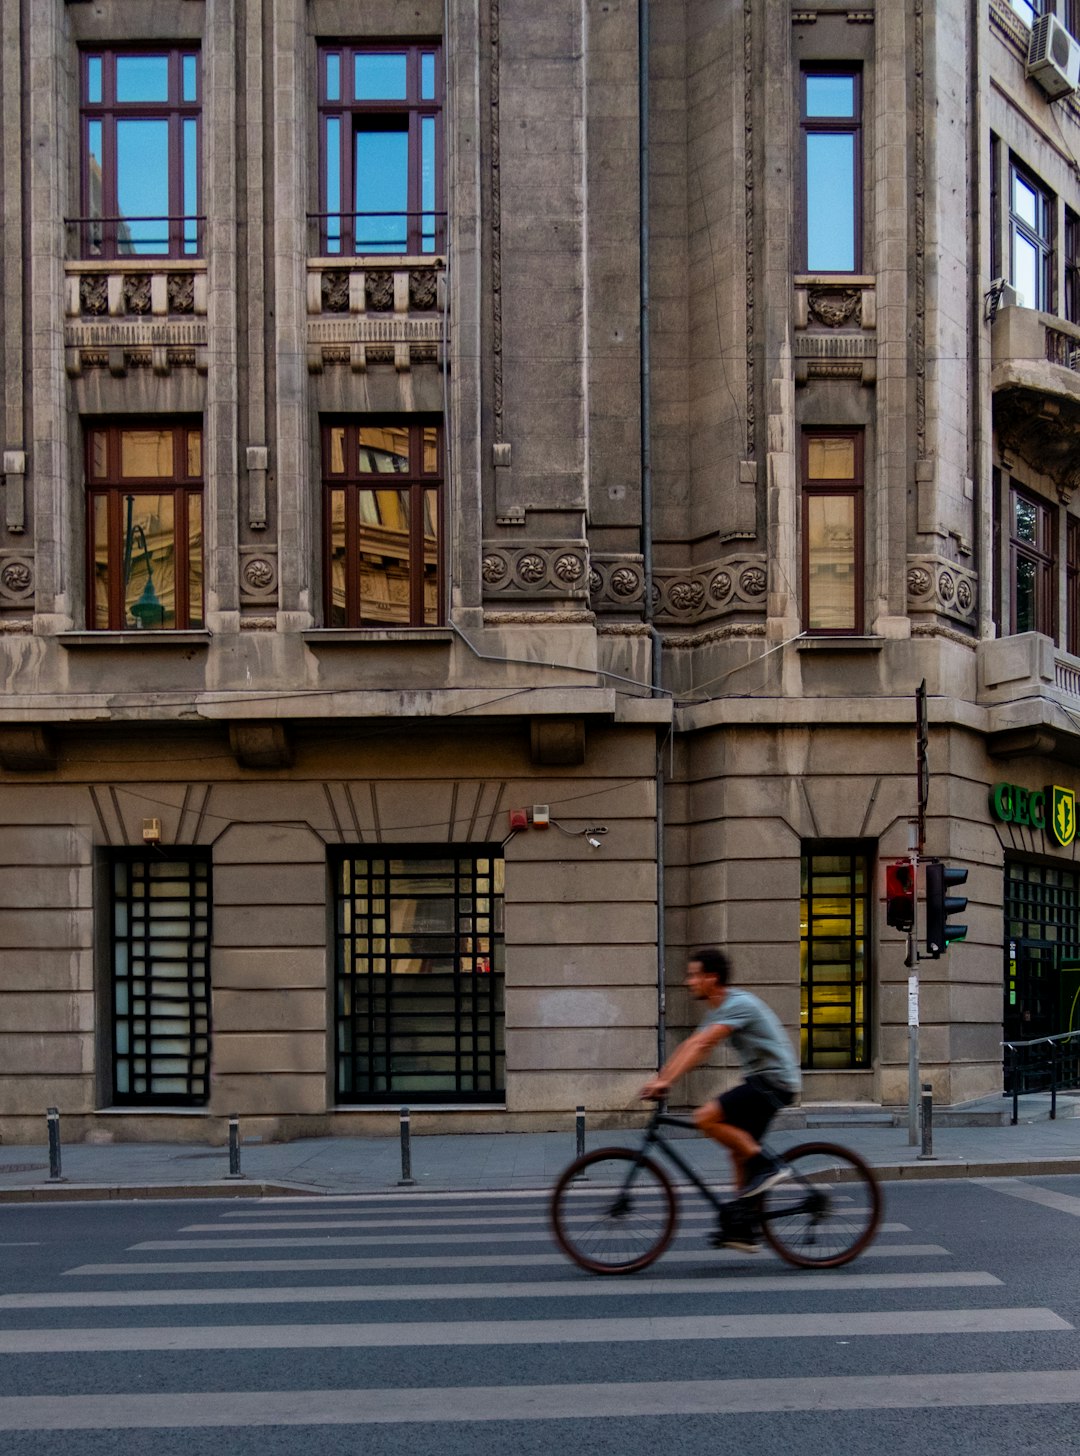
[885,861,915,932]
[925,861,968,957]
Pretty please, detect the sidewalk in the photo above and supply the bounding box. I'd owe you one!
[2,1097,1080,1202]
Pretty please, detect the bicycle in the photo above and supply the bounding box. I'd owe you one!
[550,1101,882,1274]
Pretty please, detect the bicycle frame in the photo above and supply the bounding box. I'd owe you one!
[621,1106,817,1224]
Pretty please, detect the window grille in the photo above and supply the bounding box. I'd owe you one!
[334,849,505,1103]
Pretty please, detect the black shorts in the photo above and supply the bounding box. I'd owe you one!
[717,1076,795,1141]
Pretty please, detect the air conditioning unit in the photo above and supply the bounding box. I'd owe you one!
[1027,13,1080,100]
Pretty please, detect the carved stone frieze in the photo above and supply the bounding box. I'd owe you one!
[807,288,860,328]
[321,271,350,313]
[122,275,152,314]
[906,554,977,629]
[654,554,768,624]
[481,542,589,601]
[409,269,438,310]
[167,274,195,314]
[366,271,394,311]
[239,547,278,604]
[79,276,108,315]
[588,554,645,612]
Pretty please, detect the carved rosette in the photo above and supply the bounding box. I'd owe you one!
[906,554,977,628]
[654,555,768,623]
[481,543,590,601]
[239,548,278,604]
[0,553,34,607]
[589,554,645,612]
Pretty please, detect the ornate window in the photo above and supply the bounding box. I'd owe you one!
[317,43,443,256]
[801,431,864,634]
[110,851,211,1107]
[322,419,442,627]
[799,67,862,273]
[1010,485,1056,638]
[79,48,201,259]
[800,845,871,1071]
[334,849,505,1104]
[1009,162,1053,312]
[86,423,204,630]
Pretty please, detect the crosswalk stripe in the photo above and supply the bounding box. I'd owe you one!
[178,1216,911,1234]
[66,1244,952,1276]
[973,1178,1080,1218]
[1,1270,1001,1310]
[5,1369,1080,1430]
[0,1307,1067,1354]
[134,1224,905,1251]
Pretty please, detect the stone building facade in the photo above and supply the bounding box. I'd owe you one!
[2,0,1080,1143]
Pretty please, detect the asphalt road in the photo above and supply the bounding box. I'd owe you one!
[1,1175,1080,1454]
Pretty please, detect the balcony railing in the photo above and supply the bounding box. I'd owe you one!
[1003,1030,1080,1124]
[307,209,447,260]
[305,246,446,374]
[64,215,205,263]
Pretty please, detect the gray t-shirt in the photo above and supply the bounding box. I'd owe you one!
[700,987,801,1094]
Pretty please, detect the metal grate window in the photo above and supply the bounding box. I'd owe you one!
[800,845,871,1069]
[334,849,505,1104]
[1006,860,1080,954]
[111,852,211,1106]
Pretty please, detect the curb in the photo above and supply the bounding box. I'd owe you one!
[3,1157,1080,1203]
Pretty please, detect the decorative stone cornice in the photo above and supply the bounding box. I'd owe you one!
[481,542,589,601]
[654,554,768,625]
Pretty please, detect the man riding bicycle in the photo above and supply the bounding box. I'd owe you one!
[640,946,801,1252]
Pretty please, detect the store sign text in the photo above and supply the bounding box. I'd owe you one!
[990,783,1077,847]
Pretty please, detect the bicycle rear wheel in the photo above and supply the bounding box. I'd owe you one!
[759,1141,881,1268]
[550,1148,677,1274]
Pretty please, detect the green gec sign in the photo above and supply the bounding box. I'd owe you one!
[990,782,1077,847]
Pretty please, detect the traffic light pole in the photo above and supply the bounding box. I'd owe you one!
[905,833,920,1147]
[908,684,929,1148]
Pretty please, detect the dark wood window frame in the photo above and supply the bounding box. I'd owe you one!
[321,417,444,628]
[78,46,202,260]
[800,429,865,636]
[800,842,872,1071]
[316,41,444,256]
[1009,483,1056,640]
[333,845,505,1105]
[1009,159,1054,313]
[86,420,204,631]
[110,849,212,1108]
[798,64,863,274]
[1069,516,1080,657]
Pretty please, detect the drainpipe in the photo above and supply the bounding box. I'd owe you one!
[639,0,667,1073]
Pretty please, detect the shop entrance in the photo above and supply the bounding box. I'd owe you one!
[1003,859,1080,1048]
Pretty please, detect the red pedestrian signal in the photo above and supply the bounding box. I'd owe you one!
[885,861,915,932]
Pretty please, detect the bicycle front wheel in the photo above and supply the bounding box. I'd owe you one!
[550,1148,677,1275]
[760,1141,882,1269]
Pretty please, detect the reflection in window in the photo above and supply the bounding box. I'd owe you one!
[1009,163,1052,312]
[1009,485,1055,639]
[318,44,442,255]
[802,431,863,634]
[111,852,211,1106]
[334,850,505,1103]
[801,846,870,1069]
[323,420,442,627]
[79,49,201,259]
[87,423,204,630]
[801,68,860,273]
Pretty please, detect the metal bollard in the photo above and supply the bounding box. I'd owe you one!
[576,1105,585,1159]
[227,1113,242,1178]
[46,1107,63,1181]
[398,1106,416,1186]
[917,1082,936,1161]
